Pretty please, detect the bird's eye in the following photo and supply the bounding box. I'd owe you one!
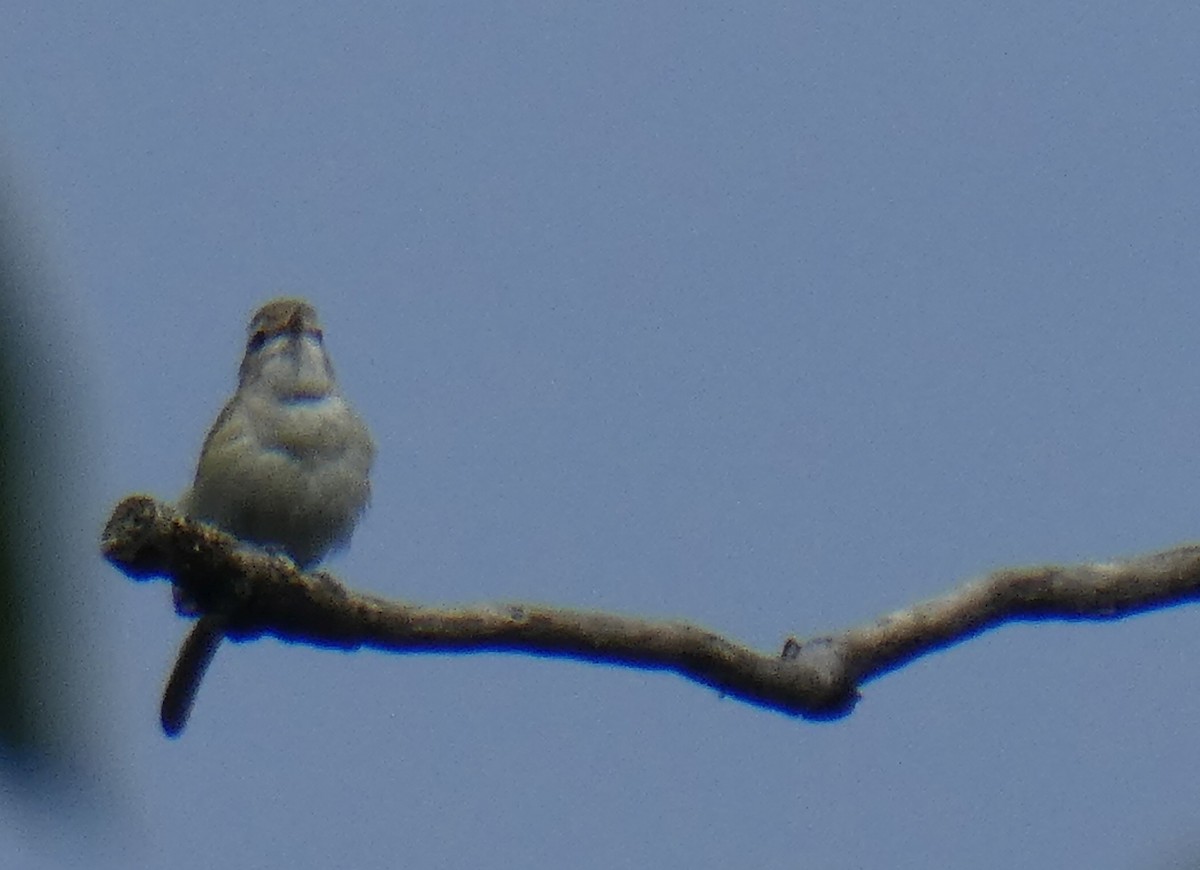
[247,329,269,353]
[309,328,324,343]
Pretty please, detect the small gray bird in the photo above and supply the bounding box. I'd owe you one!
[179,297,375,567]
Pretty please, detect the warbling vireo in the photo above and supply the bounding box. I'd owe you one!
[179,297,375,567]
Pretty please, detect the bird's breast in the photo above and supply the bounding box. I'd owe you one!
[248,393,370,463]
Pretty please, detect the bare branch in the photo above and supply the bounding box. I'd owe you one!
[100,494,1200,735]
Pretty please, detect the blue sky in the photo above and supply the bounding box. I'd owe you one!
[3,3,1200,867]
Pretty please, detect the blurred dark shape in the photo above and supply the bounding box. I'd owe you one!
[0,172,85,783]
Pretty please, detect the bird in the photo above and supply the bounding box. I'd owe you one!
[178,297,375,568]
